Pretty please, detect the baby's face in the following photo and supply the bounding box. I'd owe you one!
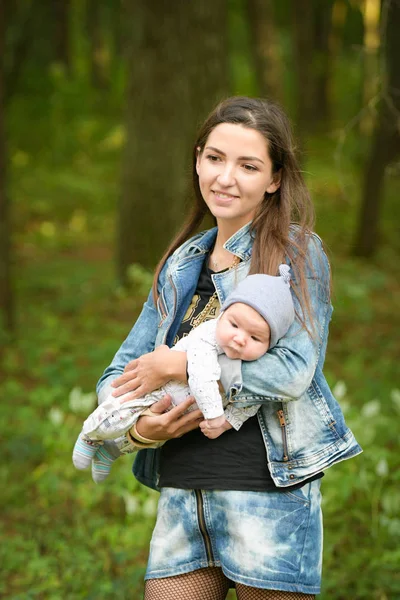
[216,303,270,361]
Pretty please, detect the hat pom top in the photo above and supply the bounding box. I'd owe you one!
[278,264,291,286]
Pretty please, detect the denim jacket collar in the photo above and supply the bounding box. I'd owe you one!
[186,222,254,262]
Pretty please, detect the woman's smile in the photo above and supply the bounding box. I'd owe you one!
[212,190,239,203]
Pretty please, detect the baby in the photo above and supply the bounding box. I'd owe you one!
[73,265,294,481]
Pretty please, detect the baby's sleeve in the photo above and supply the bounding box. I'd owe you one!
[224,404,261,431]
[186,321,224,419]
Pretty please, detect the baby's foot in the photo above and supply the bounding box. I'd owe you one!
[91,440,123,483]
[72,433,101,470]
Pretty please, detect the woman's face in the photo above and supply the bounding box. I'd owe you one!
[196,123,280,232]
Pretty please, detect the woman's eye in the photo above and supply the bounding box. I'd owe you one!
[206,154,220,162]
[243,164,258,172]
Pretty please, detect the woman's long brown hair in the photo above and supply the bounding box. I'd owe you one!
[152,97,327,332]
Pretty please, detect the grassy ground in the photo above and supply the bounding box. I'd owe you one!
[1,90,399,598]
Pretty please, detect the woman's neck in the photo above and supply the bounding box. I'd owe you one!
[209,224,242,271]
[214,219,251,249]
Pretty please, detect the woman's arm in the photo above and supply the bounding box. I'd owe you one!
[96,260,201,443]
[111,345,187,401]
[133,396,204,442]
[234,234,331,405]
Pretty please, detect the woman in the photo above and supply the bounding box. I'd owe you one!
[96,97,362,599]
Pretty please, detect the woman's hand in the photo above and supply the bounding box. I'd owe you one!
[134,395,203,441]
[111,345,187,401]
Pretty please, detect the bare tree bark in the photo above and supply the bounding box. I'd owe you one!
[0,0,14,333]
[354,0,400,256]
[118,0,228,282]
[246,0,284,103]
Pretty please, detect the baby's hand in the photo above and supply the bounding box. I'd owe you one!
[203,415,226,429]
[200,417,233,439]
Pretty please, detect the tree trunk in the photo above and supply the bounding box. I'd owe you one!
[359,0,381,136]
[118,0,228,283]
[246,0,284,103]
[330,0,348,56]
[292,0,334,133]
[354,0,400,256]
[5,1,36,103]
[0,0,14,333]
[292,0,316,133]
[86,0,109,89]
[112,0,126,61]
[313,0,333,124]
[54,0,71,72]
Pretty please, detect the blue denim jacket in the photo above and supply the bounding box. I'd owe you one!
[97,222,362,490]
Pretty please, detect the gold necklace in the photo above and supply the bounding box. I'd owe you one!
[192,255,240,329]
[208,253,240,273]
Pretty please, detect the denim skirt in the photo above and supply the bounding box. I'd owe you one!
[145,480,323,594]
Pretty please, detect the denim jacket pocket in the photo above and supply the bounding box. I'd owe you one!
[309,379,341,438]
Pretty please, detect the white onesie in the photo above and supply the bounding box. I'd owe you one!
[82,317,260,444]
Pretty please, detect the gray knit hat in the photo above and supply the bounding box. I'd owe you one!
[221,265,295,349]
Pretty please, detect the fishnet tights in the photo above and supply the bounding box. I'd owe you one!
[235,584,315,600]
[144,568,315,600]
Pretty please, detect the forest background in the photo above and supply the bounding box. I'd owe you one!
[0,0,399,598]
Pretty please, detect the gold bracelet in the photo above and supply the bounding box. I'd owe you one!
[127,422,167,446]
[126,428,157,448]
[132,422,161,444]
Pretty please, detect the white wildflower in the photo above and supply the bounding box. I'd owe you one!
[339,400,350,415]
[361,399,381,418]
[123,493,140,516]
[332,380,347,400]
[142,496,158,518]
[48,407,64,426]
[69,387,96,414]
[390,389,400,413]
[376,458,389,478]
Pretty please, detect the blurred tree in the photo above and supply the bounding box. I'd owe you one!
[0,0,14,333]
[292,0,334,132]
[54,0,71,72]
[313,0,333,124]
[4,0,35,102]
[354,0,400,256]
[245,0,284,103]
[112,0,127,61]
[86,0,110,89]
[118,1,228,281]
[359,0,381,135]
[330,0,348,56]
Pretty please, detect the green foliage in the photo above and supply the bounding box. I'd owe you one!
[2,7,399,597]
[126,264,154,297]
[321,391,400,599]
